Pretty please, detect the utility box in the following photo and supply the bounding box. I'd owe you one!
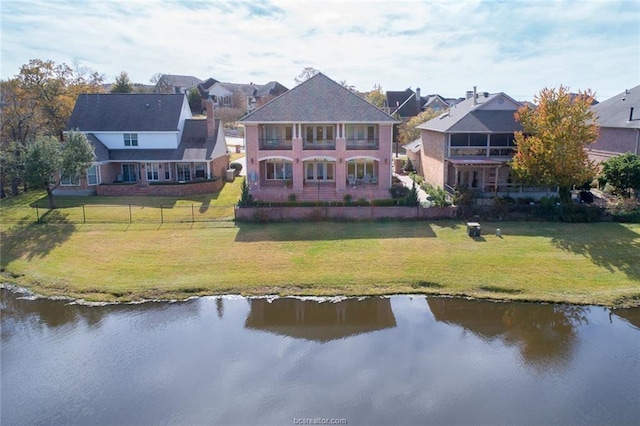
[466,222,481,237]
[226,169,236,182]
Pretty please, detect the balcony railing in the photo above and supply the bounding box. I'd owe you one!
[303,139,336,150]
[346,139,379,150]
[259,139,293,150]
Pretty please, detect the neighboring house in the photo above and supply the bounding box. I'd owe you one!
[156,74,203,94]
[411,88,554,198]
[240,73,398,202]
[587,85,640,164]
[383,87,454,118]
[61,93,228,196]
[198,79,288,113]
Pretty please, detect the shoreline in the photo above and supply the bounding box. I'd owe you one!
[3,280,638,309]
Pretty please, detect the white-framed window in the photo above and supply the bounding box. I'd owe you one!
[194,162,207,179]
[265,160,293,180]
[176,163,191,182]
[146,163,160,181]
[262,125,293,142]
[346,159,378,180]
[121,163,137,182]
[164,163,171,180]
[124,133,138,147]
[60,174,80,186]
[86,165,99,186]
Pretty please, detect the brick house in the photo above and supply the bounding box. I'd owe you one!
[61,93,228,196]
[239,73,398,202]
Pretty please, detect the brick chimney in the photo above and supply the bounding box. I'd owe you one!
[206,96,215,137]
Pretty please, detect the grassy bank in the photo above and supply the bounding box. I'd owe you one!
[1,186,639,307]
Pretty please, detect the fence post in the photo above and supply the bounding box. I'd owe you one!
[82,204,86,224]
[160,204,164,223]
[35,205,39,223]
[192,203,195,223]
[129,204,132,224]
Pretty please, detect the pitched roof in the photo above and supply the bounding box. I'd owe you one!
[240,73,397,123]
[256,81,288,97]
[386,88,421,117]
[66,94,186,132]
[89,118,221,162]
[592,85,640,129]
[418,93,523,133]
[159,74,202,88]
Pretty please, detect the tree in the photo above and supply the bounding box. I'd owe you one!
[111,71,134,93]
[511,86,598,203]
[404,181,419,206]
[1,59,103,195]
[187,87,202,114]
[599,152,640,198]
[294,67,319,85]
[367,85,385,108]
[150,73,172,93]
[398,109,442,145]
[23,131,95,209]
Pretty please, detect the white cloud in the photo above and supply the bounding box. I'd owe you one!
[1,0,637,100]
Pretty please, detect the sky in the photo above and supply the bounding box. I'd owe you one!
[1,0,638,101]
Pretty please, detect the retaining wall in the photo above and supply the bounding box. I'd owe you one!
[235,205,458,221]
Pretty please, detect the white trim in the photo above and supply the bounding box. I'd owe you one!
[344,155,380,162]
[259,155,294,162]
[301,155,337,162]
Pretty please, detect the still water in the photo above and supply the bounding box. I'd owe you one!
[2,289,639,425]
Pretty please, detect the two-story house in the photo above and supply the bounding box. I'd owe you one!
[199,79,288,114]
[240,73,398,202]
[411,88,553,198]
[587,85,640,164]
[62,93,228,196]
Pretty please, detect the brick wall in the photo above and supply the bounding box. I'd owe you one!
[96,180,223,196]
[235,205,457,221]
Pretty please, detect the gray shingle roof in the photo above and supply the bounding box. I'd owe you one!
[241,73,397,123]
[159,74,202,88]
[87,118,220,162]
[66,94,186,132]
[418,93,522,133]
[592,85,640,129]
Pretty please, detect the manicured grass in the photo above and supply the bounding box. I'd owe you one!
[1,188,639,306]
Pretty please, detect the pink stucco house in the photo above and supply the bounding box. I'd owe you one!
[587,85,640,164]
[239,73,398,202]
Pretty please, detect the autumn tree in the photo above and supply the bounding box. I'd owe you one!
[111,71,134,93]
[23,131,95,209]
[367,85,385,108]
[1,59,103,195]
[398,109,442,145]
[511,86,598,203]
[599,152,640,198]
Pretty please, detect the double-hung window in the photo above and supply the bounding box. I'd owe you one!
[86,165,99,185]
[124,133,138,147]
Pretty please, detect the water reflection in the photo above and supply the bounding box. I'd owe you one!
[428,298,588,369]
[244,297,396,342]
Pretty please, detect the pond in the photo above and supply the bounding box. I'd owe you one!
[2,289,639,425]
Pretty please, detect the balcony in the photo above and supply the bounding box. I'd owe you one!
[259,139,293,150]
[346,139,379,150]
[303,139,336,150]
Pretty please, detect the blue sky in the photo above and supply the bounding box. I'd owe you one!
[1,0,638,101]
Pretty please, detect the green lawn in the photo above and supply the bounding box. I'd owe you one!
[1,185,639,307]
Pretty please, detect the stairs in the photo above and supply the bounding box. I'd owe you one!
[299,184,338,202]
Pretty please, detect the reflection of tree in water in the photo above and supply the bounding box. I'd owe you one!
[502,304,588,370]
[1,289,201,339]
[428,298,588,370]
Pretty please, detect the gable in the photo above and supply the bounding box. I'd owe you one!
[477,93,521,111]
[241,73,397,123]
[66,93,187,132]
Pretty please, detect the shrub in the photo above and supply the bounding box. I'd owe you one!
[343,194,352,204]
[404,158,415,173]
[404,181,419,207]
[238,177,254,207]
[288,193,297,202]
[389,185,409,199]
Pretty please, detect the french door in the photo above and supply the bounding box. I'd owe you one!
[305,161,334,182]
